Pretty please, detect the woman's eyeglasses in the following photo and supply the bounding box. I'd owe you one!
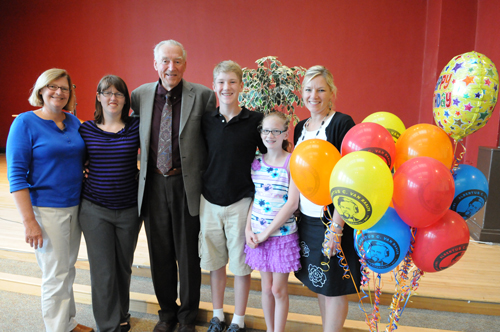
[46,84,70,93]
[100,91,125,98]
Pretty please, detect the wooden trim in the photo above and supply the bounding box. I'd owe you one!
[1,249,499,316]
[0,272,460,332]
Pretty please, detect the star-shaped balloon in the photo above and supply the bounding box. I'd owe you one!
[433,51,499,141]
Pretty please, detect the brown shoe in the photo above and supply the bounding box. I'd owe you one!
[178,324,197,332]
[71,324,95,332]
[153,320,177,332]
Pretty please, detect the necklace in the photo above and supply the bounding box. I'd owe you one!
[297,111,332,143]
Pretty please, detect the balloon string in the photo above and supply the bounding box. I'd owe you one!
[457,141,466,164]
[370,273,382,331]
[385,228,423,332]
[355,231,381,332]
[452,139,467,170]
[320,206,349,279]
[451,140,459,173]
[322,208,377,331]
[358,230,373,307]
[356,231,372,302]
[320,206,332,271]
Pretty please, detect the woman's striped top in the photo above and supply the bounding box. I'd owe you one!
[79,117,140,210]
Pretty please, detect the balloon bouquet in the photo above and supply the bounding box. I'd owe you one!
[290,51,498,332]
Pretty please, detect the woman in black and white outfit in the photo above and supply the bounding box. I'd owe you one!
[293,65,361,332]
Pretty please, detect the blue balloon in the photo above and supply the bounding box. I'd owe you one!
[450,164,489,220]
[354,207,411,274]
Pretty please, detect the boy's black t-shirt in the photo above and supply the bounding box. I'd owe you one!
[202,107,266,206]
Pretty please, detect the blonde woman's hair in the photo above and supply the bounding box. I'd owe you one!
[28,68,74,111]
[302,65,337,101]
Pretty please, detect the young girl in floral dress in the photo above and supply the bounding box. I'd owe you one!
[245,111,301,332]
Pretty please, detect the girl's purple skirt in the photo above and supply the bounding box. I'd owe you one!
[244,232,301,273]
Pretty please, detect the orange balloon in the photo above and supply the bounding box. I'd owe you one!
[290,139,341,206]
[394,124,454,170]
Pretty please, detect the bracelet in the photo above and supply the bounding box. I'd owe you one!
[332,222,344,231]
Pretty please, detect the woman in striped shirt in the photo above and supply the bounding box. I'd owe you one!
[79,75,140,332]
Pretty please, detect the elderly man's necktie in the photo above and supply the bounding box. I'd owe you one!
[157,93,172,174]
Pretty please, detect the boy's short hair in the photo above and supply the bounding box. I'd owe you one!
[213,60,243,82]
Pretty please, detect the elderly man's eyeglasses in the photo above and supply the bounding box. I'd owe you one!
[100,91,125,98]
[46,84,70,93]
[261,129,285,136]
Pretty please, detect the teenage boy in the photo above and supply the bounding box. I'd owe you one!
[200,60,266,332]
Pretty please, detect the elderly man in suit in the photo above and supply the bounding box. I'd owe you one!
[131,40,216,332]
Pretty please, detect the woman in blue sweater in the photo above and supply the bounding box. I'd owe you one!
[7,68,92,332]
[78,75,140,332]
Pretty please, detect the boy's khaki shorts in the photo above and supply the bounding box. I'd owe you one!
[199,195,253,276]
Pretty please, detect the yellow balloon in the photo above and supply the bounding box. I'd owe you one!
[433,51,499,141]
[330,151,393,230]
[362,112,406,144]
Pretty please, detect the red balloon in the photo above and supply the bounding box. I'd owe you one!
[392,157,455,228]
[411,210,470,273]
[341,122,396,169]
